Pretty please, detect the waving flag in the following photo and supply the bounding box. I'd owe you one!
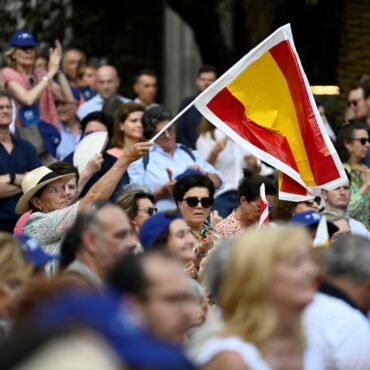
[258,183,269,227]
[194,24,347,200]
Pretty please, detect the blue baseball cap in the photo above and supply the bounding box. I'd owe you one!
[174,169,202,181]
[14,233,58,268]
[289,210,338,235]
[34,290,194,370]
[9,31,37,48]
[139,211,182,249]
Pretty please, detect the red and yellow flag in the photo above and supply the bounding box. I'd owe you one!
[194,24,347,200]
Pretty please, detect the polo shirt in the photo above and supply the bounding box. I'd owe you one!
[77,94,130,121]
[128,143,224,211]
[56,122,81,160]
[0,135,41,221]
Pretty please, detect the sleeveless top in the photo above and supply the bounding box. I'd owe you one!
[195,336,271,370]
[2,67,59,129]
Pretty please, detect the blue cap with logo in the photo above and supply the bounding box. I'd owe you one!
[9,31,37,48]
[289,210,338,235]
[14,233,58,268]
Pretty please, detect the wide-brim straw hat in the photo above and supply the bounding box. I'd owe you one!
[15,166,75,215]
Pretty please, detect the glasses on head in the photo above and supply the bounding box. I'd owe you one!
[182,197,213,208]
[347,98,364,108]
[349,137,370,145]
[138,207,157,215]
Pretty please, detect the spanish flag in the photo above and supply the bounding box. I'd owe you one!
[194,24,347,200]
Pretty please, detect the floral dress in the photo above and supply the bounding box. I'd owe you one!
[344,163,370,230]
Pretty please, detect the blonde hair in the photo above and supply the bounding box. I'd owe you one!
[0,232,33,286]
[220,226,310,352]
[4,47,16,67]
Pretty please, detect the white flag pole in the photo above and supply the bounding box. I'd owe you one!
[149,100,196,143]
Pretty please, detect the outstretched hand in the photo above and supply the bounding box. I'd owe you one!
[123,142,152,164]
[48,40,62,75]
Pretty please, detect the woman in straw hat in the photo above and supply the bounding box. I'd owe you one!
[15,141,151,274]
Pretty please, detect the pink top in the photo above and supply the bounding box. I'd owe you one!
[2,67,59,129]
[215,210,244,240]
[106,147,123,158]
[13,210,32,234]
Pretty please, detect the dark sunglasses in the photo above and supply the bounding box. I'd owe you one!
[138,207,157,215]
[182,197,213,208]
[349,137,370,145]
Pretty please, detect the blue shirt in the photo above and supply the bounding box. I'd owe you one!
[56,123,81,160]
[0,135,41,220]
[77,94,131,121]
[128,143,224,211]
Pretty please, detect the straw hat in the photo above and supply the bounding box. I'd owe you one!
[15,166,75,214]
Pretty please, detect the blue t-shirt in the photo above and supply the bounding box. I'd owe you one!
[0,135,41,220]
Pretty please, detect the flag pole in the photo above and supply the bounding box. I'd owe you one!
[149,100,196,143]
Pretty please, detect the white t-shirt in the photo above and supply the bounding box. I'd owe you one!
[303,292,370,370]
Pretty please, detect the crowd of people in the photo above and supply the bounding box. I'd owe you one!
[1,29,370,370]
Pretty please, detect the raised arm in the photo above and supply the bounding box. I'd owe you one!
[6,40,63,106]
[78,142,152,212]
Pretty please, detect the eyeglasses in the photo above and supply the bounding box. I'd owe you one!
[138,207,157,215]
[347,98,364,107]
[349,137,370,145]
[182,197,213,208]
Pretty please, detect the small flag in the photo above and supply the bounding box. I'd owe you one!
[258,183,269,227]
[313,214,330,247]
[194,24,347,200]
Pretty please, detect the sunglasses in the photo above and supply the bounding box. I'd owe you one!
[138,207,157,215]
[349,137,370,145]
[347,98,364,108]
[182,197,213,208]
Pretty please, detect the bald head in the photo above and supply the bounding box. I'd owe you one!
[96,65,120,99]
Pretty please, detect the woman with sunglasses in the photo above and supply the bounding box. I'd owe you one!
[336,120,370,229]
[173,174,219,269]
[3,31,73,163]
[116,187,156,238]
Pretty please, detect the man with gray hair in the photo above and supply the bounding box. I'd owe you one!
[60,201,137,292]
[303,235,370,370]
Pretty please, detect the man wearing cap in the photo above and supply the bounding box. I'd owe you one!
[0,91,41,232]
[77,65,130,121]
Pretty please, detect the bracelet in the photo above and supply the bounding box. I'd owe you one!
[42,75,50,83]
